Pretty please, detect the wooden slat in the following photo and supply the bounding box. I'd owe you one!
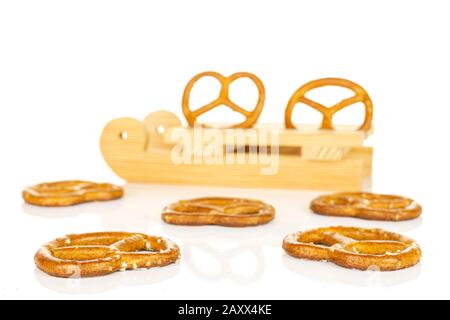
[100,115,373,191]
[164,124,371,148]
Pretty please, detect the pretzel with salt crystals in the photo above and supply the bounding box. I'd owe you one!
[283,227,421,271]
[35,232,180,278]
[285,78,373,132]
[23,181,124,207]
[311,192,422,221]
[162,197,275,227]
[182,71,265,128]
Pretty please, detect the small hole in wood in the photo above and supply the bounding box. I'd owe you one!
[156,125,166,134]
[120,131,129,141]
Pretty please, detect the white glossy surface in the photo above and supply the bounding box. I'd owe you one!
[0,182,442,299]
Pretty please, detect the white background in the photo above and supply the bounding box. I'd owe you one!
[0,0,449,300]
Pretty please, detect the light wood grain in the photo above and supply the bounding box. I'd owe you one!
[100,112,373,191]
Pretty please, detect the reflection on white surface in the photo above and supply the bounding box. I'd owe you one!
[183,243,264,284]
[299,214,424,233]
[23,184,424,234]
[20,183,425,295]
[282,254,421,287]
[34,263,180,295]
[22,184,159,233]
[162,223,280,247]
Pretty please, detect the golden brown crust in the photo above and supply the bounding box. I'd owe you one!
[285,78,373,132]
[310,192,422,221]
[283,226,421,271]
[162,197,275,227]
[23,181,124,207]
[35,232,181,278]
[182,71,265,129]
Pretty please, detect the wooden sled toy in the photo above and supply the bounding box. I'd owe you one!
[100,72,373,191]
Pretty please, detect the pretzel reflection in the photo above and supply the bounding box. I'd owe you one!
[182,71,265,129]
[285,78,373,132]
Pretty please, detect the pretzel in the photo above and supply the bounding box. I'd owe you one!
[182,71,265,128]
[35,232,180,278]
[23,181,124,207]
[283,227,421,271]
[311,192,422,221]
[285,78,373,131]
[162,197,275,227]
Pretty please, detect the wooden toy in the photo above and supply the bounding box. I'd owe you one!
[100,73,373,191]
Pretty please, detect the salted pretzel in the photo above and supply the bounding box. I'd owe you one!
[35,232,180,278]
[285,78,373,131]
[182,71,265,128]
[23,181,124,207]
[311,192,422,221]
[162,197,275,227]
[283,227,421,271]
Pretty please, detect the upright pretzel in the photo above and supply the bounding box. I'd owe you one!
[162,197,275,227]
[35,232,180,278]
[311,192,422,221]
[283,227,421,271]
[182,71,265,128]
[23,181,124,207]
[285,78,373,131]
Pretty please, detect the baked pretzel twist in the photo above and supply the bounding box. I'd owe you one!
[35,232,180,278]
[285,78,373,131]
[182,71,265,128]
[283,227,421,271]
[162,197,275,227]
[23,181,124,207]
[311,192,422,221]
